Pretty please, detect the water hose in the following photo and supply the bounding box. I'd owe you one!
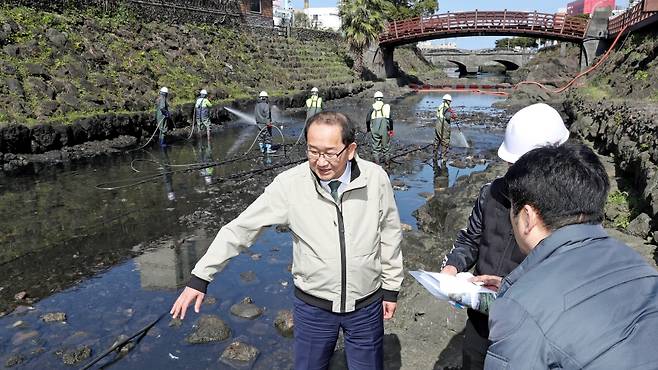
[79,313,166,370]
[127,118,163,153]
[515,24,631,94]
[243,124,287,156]
[186,110,197,140]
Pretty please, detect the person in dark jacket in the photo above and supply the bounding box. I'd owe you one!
[484,143,658,369]
[155,86,170,146]
[255,90,275,154]
[440,103,570,370]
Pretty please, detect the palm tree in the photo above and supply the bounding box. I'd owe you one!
[339,0,388,75]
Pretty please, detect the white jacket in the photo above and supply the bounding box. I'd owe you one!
[190,156,404,313]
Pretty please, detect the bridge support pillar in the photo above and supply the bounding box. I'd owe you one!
[365,45,397,79]
[580,8,612,70]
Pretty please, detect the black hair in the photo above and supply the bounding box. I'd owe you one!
[304,111,356,146]
[505,143,610,230]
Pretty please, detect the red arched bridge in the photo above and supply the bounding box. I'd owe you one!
[372,3,658,78]
[379,11,589,47]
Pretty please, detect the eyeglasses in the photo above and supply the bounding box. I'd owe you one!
[307,145,348,163]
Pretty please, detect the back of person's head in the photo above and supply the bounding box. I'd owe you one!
[498,103,570,163]
[304,111,355,146]
[505,143,610,230]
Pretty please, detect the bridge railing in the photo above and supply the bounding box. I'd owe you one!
[380,10,588,45]
[608,0,658,35]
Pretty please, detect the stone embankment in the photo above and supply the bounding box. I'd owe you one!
[566,93,658,242]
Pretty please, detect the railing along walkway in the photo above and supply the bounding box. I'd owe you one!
[380,10,589,46]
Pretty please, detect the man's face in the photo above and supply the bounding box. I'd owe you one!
[307,123,356,181]
[510,206,532,255]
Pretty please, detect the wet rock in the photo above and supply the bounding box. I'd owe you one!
[220,340,260,366]
[10,320,25,328]
[204,296,217,305]
[168,318,183,328]
[112,334,135,354]
[11,305,34,315]
[31,124,62,153]
[627,213,652,238]
[11,330,38,346]
[230,297,264,320]
[186,315,231,344]
[57,345,92,365]
[274,310,294,337]
[239,270,256,283]
[14,291,27,301]
[5,354,24,368]
[41,312,66,323]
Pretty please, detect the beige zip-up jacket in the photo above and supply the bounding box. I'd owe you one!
[189,156,403,313]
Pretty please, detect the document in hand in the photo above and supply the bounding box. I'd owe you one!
[409,270,497,314]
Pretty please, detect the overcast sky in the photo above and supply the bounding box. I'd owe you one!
[289,0,626,49]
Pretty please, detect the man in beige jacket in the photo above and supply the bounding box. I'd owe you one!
[170,111,404,370]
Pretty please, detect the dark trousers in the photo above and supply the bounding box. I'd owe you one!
[462,309,490,370]
[293,296,384,370]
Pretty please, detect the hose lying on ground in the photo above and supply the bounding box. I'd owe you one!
[79,313,167,370]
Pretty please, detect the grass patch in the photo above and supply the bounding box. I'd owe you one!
[580,84,611,100]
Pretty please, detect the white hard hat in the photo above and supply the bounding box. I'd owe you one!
[442,94,452,101]
[200,89,208,95]
[374,91,384,99]
[311,87,319,93]
[498,103,570,163]
[259,91,268,98]
[160,87,169,94]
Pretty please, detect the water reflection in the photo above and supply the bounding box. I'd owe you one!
[194,137,215,186]
[158,147,176,201]
[136,231,211,290]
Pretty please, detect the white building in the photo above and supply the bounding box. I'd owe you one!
[418,40,458,50]
[302,7,341,31]
[273,0,293,26]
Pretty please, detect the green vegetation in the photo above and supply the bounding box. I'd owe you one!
[607,190,631,229]
[382,0,439,21]
[0,5,357,125]
[495,37,537,49]
[339,0,388,75]
[580,83,611,100]
[635,70,649,81]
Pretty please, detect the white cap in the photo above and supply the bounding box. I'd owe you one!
[200,89,208,95]
[311,87,319,93]
[259,91,268,97]
[160,87,169,94]
[498,103,570,163]
[374,91,384,99]
[442,94,452,101]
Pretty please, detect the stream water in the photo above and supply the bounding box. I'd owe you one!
[0,92,506,369]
